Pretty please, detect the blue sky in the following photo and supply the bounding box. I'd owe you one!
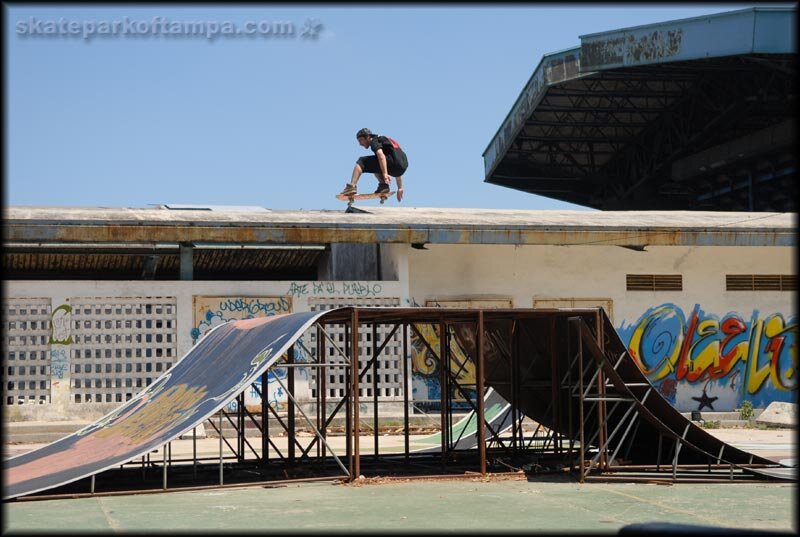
[5,3,771,211]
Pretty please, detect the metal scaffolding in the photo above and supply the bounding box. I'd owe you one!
[13,307,791,501]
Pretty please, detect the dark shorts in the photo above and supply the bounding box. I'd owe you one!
[357,151,408,177]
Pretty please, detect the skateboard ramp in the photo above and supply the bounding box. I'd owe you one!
[3,310,330,500]
[408,388,513,453]
[4,308,791,499]
[456,309,793,480]
[3,309,514,499]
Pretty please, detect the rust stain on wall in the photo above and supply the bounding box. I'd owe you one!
[626,29,683,63]
[583,29,683,68]
[582,36,625,69]
[545,54,581,85]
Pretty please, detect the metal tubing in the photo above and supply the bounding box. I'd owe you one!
[573,318,586,483]
[622,417,642,462]
[609,411,640,466]
[320,324,327,465]
[656,433,663,471]
[319,325,351,365]
[316,326,322,461]
[372,323,379,461]
[163,443,168,490]
[403,322,410,462]
[238,393,244,463]
[606,463,774,471]
[510,320,518,452]
[345,321,352,478]
[219,411,224,485]
[606,388,653,468]
[261,372,268,467]
[566,318,575,471]
[595,313,608,471]
[352,309,361,480]
[585,476,753,484]
[21,476,346,502]
[193,427,197,479]
[439,319,447,463]
[549,318,560,455]
[446,326,453,452]
[288,346,296,465]
[272,363,331,369]
[672,423,690,481]
[295,321,400,467]
[672,438,681,481]
[477,311,487,476]
[273,375,349,476]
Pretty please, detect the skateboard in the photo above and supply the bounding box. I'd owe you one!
[335,191,396,207]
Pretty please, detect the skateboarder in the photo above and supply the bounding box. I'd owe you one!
[339,128,408,202]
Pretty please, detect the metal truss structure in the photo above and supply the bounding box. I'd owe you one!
[12,308,792,501]
[485,8,797,212]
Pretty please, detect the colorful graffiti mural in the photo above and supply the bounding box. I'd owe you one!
[618,304,797,411]
[410,324,477,409]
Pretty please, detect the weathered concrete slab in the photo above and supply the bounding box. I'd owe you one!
[756,402,797,428]
[4,206,795,247]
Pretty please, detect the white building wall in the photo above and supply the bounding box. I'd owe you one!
[4,242,795,418]
[408,244,794,318]
[408,244,796,412]
[3,280,406,420]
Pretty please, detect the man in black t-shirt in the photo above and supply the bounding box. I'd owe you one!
[339,128,408,201]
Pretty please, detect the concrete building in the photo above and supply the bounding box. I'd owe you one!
[3,206,795,421]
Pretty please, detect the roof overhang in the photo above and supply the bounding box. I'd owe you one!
[3,207,795,248]
[482,7,798,211]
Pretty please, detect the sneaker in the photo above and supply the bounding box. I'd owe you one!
[339,183,357,196]
[374,182,390,195]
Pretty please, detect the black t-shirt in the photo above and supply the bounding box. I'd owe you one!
[369,135,405,161]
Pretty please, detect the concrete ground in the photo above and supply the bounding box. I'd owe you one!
[3,477,796,533]
[3,426,797,533]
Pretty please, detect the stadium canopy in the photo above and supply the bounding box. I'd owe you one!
[483,7,797,211]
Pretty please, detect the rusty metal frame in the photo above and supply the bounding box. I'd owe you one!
[412,321,512,453]
[16,307,788,501]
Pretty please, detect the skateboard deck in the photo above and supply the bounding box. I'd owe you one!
[336,191,396,207]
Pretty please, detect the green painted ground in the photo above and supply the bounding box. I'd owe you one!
[3,479,796,533]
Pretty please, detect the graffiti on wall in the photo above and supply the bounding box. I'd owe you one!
[49,304,72,398]
[408,299,509,409]
[618,304,797,411]
[48,304,73,345]
[410,324,477,409]
[191,296,297,411]
[191,296,292,343]
[285,281,383,298]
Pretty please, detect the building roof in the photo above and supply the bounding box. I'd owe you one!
[482,7,797,211]
[4,206,796,247]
